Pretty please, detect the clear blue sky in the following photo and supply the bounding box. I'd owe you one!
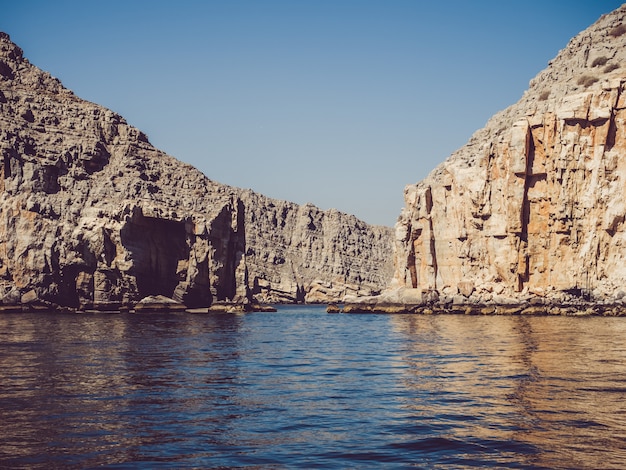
[2,1,623,226]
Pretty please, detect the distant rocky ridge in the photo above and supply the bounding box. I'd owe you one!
[346,4,626,314]
[0,32,393,311]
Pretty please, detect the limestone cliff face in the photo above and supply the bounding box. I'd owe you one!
[0,32,393,309]
[394,5,626,304]
[241,191,391,303]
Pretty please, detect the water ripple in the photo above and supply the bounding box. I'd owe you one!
[1,308,626,468]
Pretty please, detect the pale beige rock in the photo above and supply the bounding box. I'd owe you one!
[133,295,187,312]
[20,289,38,304]
[0,32,393,309]
[392,5,626,304]
[457,281,475,298]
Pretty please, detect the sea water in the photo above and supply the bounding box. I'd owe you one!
[1,305,626,469]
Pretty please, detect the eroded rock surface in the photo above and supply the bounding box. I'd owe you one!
[392,6,626,307]
[0,32,393,309]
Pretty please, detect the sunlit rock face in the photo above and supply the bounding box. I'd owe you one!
[0,32,393,309]
[393,5,626,304]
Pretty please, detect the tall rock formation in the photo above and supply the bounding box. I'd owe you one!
[392,5,626,307]
[0,32,393,310]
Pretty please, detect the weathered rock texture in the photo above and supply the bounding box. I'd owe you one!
[392,5,626,306]
[0,32,393,310]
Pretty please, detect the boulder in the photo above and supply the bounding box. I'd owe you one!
[133,295,186,313]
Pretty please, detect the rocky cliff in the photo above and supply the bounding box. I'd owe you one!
[386,5,626,309]
[0,32,393,310]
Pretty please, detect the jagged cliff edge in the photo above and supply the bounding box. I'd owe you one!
[0,32,394,312]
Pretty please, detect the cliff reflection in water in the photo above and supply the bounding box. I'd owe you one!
[2,310,626,468]
[390,315,626,469]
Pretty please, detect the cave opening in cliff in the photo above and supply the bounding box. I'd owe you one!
[121,214,190,300]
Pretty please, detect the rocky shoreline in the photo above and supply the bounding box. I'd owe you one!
[326,286,626,316]
[335,302,626,316]
[3,295,626,316]
[0,294,277,314]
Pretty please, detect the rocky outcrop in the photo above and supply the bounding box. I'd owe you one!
[389,5,626,308]
[0,32,393,310]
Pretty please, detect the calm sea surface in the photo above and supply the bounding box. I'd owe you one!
[1,306,626,469]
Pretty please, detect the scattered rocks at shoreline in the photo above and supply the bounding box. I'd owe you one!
[338,286,626,316]
[339,302,626,316]
[0,291,279,314]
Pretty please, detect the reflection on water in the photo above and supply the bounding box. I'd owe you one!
[390,315,626,468]
[1,309,626,468]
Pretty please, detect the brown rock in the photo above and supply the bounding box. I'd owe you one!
[20,289,38,304]
[457,281,475,298]
[326,304,341,313]
[392,5,626,305]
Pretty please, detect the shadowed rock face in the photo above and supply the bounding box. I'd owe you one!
[0,32,393,309]
[392,5,626,305]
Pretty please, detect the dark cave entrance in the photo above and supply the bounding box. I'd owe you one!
[121,214,190,300]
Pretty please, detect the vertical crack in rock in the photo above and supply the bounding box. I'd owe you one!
[605,85,622,151]
[424,187,438,294]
